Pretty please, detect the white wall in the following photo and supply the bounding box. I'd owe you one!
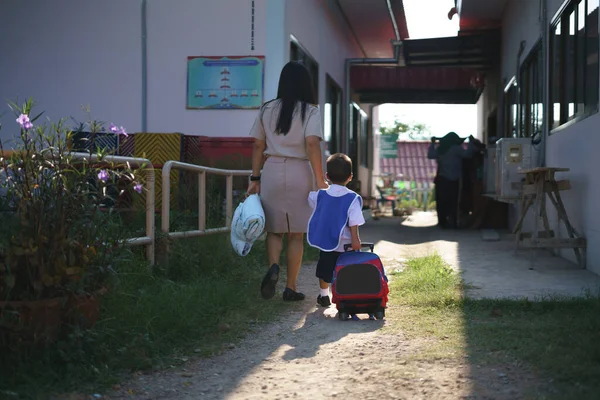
[146,0,269,136]
[501,0,600,274]
[0,0,142,145]
[285,0,363,109]
[0,0,276,141]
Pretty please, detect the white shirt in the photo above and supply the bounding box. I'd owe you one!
[308,184,365,253]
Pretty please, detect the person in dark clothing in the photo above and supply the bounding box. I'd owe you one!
[428,132,477,229]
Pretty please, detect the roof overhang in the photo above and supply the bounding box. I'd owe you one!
[402,30,500,69]
[350,66,484,104]
[334,0,409,58]
[454,0,508,32]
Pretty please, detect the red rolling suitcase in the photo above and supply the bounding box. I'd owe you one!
[331,243,389,321]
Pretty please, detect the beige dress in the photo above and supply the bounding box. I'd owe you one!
[249,100,323,233]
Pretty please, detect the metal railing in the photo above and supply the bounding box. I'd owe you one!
[161,161,251,240]
[71,153,156,265]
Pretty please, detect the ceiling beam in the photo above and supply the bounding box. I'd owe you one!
[357,89,481,104]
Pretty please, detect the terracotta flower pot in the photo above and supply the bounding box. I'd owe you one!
[63,287,108,329]
[0,297,64,345]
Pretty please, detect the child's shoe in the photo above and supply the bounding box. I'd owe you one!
[317,295,331,307]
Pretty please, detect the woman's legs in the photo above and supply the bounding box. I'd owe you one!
[438,177,459,229]
[285,232,304,291]
[447,180,460,229]
[436,178,448,227]
[262,232,305,300]
[266,232,284,266]
[261,232,284,299]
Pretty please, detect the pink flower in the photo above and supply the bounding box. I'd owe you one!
[109,123,128,137]
[118,126,128,137]
[97,169,109,182]
[16,114,33,130]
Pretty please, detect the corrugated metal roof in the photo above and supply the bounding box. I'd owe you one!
[379,141,437,185]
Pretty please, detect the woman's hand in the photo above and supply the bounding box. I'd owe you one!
[246,181,261,196]
[351,237,362,251]
[316,180,329,190]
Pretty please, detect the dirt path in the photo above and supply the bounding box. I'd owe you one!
[103,214,547,400]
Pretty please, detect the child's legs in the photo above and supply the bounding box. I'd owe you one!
[315,251,341,293]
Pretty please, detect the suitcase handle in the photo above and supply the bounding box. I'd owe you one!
[343,242,375,252]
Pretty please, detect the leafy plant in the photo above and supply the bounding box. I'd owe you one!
[0,99,145,301]
[379,119,431,140]
[396,199,419,210]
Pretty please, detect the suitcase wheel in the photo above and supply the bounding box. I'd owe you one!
[374,310,385,320]
[338,311,349,321]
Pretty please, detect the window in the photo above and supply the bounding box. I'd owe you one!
[349,103,360,177]
[503,77,518,138]
[290,40,319,102]
[550,0,599,129]
[325,76,342,153]
[519,42,544,138]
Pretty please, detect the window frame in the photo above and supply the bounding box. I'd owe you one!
[359,108,369,168]
[325,74,343,154]
[289,36,319,103]
[519,40,544,139]
[549,0,599,133]
[349,103,362,178]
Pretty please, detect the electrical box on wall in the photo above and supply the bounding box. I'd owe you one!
[495,138,533,198]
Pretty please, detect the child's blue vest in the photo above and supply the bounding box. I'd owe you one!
[307,190,361,252]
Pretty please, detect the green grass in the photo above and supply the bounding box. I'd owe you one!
[386,254,600,399]
[0,234,319,399]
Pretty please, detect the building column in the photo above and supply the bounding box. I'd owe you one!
[265,0,287,100]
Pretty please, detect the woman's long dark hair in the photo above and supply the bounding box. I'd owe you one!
[273,61,316,135]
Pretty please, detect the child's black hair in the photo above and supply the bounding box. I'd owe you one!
[326,153,353,184]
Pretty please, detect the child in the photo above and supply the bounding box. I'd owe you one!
[307,153,365,307]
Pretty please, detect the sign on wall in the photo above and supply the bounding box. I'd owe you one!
[380,134,399,159]
[186,56,265,110]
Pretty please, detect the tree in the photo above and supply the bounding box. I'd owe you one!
[379,119,431,140]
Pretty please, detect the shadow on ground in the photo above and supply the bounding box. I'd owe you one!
[362,212,600,399]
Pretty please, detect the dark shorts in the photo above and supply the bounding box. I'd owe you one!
[316,251,343,283]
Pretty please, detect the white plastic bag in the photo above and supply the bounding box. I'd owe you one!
[230,194,265,256]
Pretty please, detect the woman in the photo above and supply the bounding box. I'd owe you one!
[428,132,476,229]
[246,62,328,301]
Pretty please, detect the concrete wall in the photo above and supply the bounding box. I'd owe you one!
[476,94,486,139]
[0,0,273,142]
[285,0,363,108]
[0,0,377,197]
[145,0,269,136]
[501,0,600,273]
[0,0,142,144]
[285,0,366,194]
